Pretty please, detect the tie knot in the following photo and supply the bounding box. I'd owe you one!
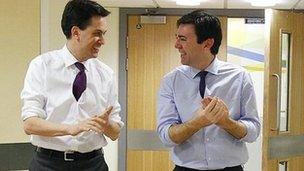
[75,62,85,71]
[197,70,208,78]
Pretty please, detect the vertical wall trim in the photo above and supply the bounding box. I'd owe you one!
[118,8,128,171]
[40,0,49,53]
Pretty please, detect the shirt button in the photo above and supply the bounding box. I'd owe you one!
[206,138,210,142]
[208,157,211,161]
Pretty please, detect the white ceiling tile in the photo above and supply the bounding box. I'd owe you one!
[199,0,224,9]
[156,0,224,9]
[98,0,156,8]
[96,0,303,9]
[228,0,300,9]
[227,0,258,9]
[272,0,299,9]
[294,0,304,9]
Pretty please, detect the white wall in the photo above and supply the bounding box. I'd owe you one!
[244,72,263,171]
[41,1,120,170]
[0,0,40,143]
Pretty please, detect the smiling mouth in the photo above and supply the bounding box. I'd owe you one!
[180,53,186,58]
[93,47,100,53]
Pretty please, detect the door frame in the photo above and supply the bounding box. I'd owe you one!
[118,8,264,171]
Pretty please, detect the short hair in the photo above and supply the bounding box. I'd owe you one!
[177,10,222,55]
[61,0,110,39]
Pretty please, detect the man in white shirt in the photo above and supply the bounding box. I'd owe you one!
[20,0,123,170]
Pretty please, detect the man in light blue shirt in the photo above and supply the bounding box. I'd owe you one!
[157,10,260,171]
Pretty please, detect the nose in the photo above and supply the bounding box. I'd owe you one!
[175,39,181,49]
[98,37,105,45]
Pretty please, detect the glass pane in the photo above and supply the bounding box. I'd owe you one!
[279,161,288,171]
[279,33,290,132]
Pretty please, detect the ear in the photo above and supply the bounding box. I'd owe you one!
[203,38,214,50]
[71,26,81,41]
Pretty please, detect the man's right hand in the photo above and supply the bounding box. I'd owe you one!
[68,117,106,136]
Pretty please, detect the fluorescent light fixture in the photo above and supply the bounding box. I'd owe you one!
[248,0,277,7]
[175,0,202,6]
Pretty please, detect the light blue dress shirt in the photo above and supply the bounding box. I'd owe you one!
[157,58,260,170]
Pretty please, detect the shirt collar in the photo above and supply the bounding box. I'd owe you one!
[61,45,89,71]
[189,57,220,78]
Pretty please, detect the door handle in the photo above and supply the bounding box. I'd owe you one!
[271,74,281,131]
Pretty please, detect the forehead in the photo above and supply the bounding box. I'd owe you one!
[177,24,195,35]
[86,16,107,31]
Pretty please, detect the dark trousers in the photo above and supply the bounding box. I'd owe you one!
[29,150,108,171]
[173,165,243,171]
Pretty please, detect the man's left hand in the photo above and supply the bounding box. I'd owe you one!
[201,97,230,128]
[91,106,113,133]
[214,99,231,128]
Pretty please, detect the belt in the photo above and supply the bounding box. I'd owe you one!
[36,147,103,161]
[175,165,243,171]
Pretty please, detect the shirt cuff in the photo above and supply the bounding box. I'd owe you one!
[238,120,259,143]
[110,118,124,128]
[21,106,46,121]
[162,124,178,147]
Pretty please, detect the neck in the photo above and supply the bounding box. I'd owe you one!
[66,40,84,62]
[195,54,215,71]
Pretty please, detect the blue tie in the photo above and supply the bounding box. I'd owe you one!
[73,62,86,101]
[197,71,208,98]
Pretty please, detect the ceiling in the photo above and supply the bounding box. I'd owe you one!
[99,0,304,9]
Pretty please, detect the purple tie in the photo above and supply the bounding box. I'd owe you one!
[73,62,86,101]
[197,71,208,98]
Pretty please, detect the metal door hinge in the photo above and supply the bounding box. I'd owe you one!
[125,57,128,71]
[126,36,129,49]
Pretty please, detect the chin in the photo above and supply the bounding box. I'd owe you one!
[91,53,99,58]
[84,54,98,61]
[180,60,188,65]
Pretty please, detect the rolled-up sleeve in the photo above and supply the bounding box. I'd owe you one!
[157,76,180,147]
[239,71,261,143]
[21,58,47,121]
[107,72,124,128]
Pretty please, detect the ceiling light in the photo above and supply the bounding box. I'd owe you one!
[248,0,277,7]
[175,0,202,6]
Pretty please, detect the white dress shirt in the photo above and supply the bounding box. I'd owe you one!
[21,45,124,153]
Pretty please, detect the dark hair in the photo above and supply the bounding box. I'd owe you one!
[61,0,110,39]
[177,10,222,55]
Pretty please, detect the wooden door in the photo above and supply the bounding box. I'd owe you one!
[263,9,304,171]
[127,15,227,171]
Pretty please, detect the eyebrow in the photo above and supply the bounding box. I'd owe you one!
[175,34,187,39]
[94,29,107,35]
